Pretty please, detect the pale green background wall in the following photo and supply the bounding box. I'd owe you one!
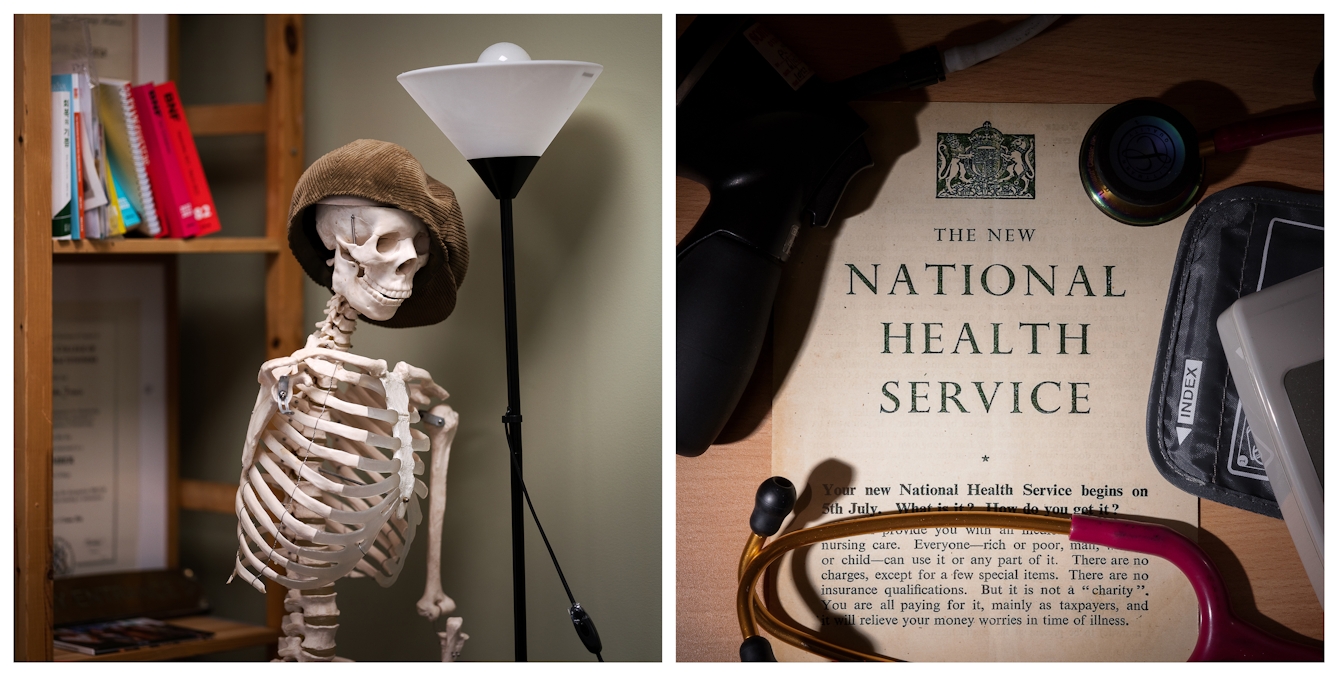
[175,15,661,661]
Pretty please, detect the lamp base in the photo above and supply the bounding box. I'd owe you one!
[469,156,540,199]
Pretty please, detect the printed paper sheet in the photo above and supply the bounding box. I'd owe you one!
[771,102,1199,661]
[53,264,168,577]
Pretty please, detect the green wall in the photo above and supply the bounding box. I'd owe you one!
[177,14,661,662]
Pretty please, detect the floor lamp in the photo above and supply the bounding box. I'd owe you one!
[398,42,603,662]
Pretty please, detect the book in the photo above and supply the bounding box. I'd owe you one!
[96,78,158,236]
[156,82,221,236]
[100,130,133,237]
[72,77,88,238]
[51,74,77,239]
[76,72,109,239]
[770,103,1198,660]
[100,131,126,235]
[54,617,212,656]
[102,143,141,235]
[130,83,195,238]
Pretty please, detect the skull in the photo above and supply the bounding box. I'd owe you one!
[315,199,430,321]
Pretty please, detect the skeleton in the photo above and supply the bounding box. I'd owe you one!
[231,199,466,661]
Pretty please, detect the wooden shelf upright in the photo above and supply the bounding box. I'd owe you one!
[14,14,306,661]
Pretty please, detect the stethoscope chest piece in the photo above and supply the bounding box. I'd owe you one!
[1080,99,1203,226]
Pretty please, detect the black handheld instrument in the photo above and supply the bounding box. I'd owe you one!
[676,17,879,456]
[676,16,1062,456]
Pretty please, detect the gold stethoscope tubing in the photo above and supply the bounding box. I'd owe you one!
[737,509,1073,662]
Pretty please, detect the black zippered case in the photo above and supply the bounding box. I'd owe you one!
[1146,186,1323,517]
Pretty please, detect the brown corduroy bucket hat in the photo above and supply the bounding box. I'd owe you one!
[288,139,469,328]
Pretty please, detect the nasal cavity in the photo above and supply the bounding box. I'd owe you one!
[397,259,416,275]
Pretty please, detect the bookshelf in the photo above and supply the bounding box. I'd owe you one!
[15,14,306,661]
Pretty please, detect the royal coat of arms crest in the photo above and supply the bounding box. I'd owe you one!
[936,121,1035,199]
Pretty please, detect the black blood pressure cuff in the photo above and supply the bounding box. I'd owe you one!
[1147,186,1323,517]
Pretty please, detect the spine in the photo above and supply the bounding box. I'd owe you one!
[120,83,161,235]
[76,73,109,238]
[131,83,195,238]
[156,82,220,236]
[50,78,73,239]
[73,106,85,239]
[69,76,82,239]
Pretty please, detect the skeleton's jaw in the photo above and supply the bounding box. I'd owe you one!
[362,275,413,301]
[348,273,411,321]
[333,265,410,321]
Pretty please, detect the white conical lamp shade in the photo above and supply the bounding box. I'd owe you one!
[398,43,602,160]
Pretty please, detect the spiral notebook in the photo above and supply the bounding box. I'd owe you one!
[96,78,160,236]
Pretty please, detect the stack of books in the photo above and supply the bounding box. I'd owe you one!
[54,617,214,656]
[51,75,220,241]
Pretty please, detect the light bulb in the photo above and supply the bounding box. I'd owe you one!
[478,42,531,63]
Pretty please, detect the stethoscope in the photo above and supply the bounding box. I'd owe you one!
[1079,99,1322,226]
[737,477,1322,662]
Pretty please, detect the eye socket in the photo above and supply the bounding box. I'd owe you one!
[414,232,429,255]
[376,234,399,253]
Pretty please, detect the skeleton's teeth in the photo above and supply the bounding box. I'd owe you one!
[358,276,411,302]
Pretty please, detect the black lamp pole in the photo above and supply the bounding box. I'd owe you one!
[467,155,541,662]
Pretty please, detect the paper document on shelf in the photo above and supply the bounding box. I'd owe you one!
[771,102,1198,661]
[53,264,168,578]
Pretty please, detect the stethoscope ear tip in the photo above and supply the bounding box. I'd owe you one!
[750,476,797,537]
[740,635,778,662]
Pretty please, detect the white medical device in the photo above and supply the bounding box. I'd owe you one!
[1217,267,1323,605]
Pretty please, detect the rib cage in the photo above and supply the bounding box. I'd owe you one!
[232,299,431,593]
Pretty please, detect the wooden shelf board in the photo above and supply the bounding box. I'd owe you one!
[53,615,278,662]
[53,237,282,255]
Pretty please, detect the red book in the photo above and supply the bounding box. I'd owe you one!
[73,110,86,238]
[156,82,220,237]
[130,83,196,238]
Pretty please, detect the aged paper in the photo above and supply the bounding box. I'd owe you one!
[53,264,168,577]
[53,303,141,575]
[52,15,137,81]
[771,103,1199,661]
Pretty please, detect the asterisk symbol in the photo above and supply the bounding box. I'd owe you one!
[982,455,990,462]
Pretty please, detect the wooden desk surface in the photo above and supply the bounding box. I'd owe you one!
[675,14,1323,661]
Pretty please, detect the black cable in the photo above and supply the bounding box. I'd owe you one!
[504,422,575,604]
[503,421,604,661]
